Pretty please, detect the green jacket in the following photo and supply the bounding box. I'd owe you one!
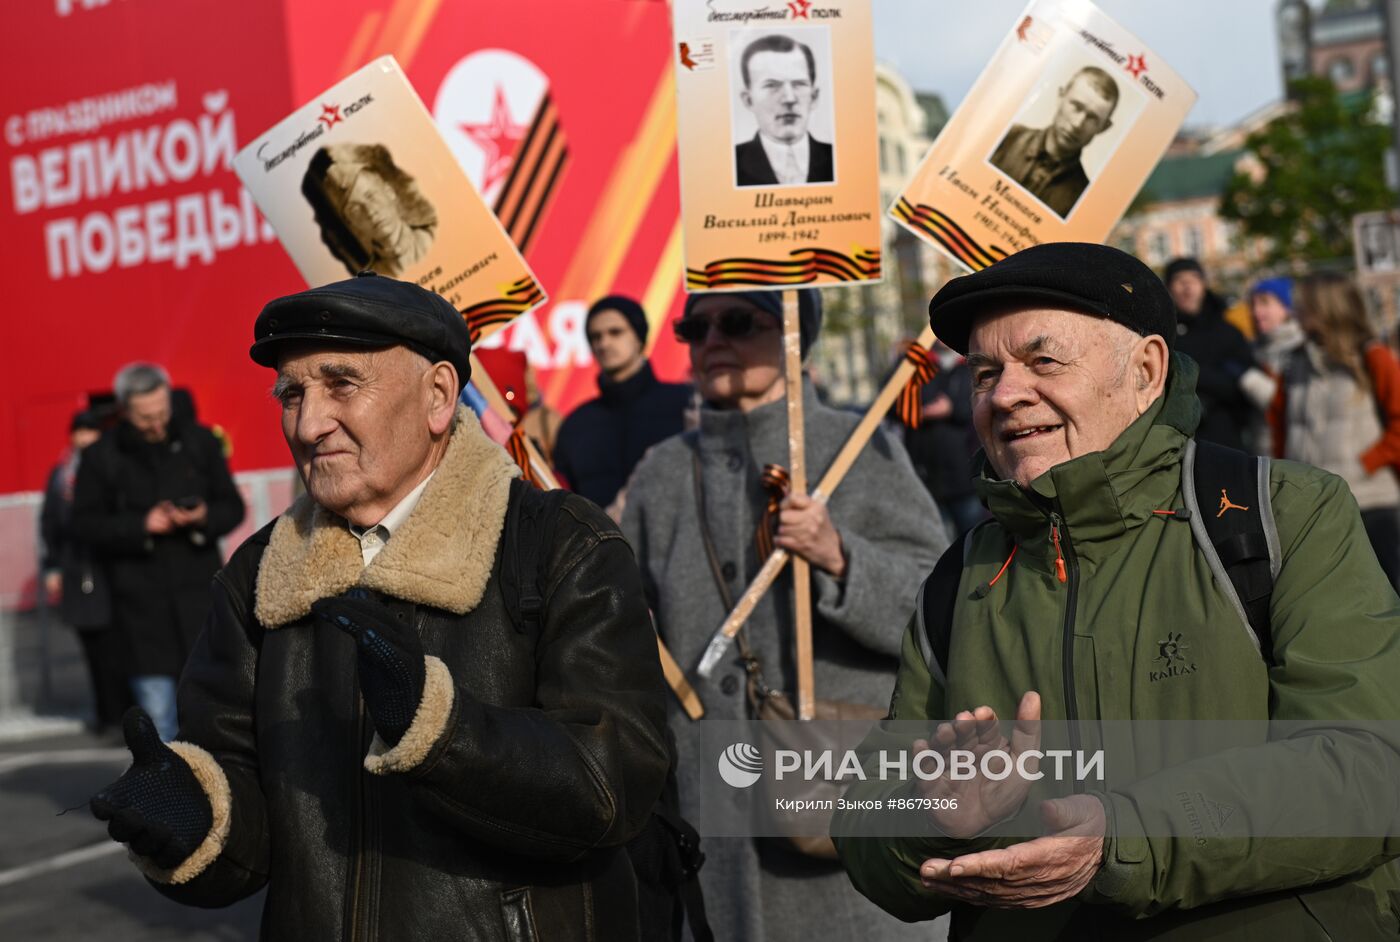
[834,359,1400,939]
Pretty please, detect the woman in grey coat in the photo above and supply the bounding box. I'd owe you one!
[622,289,950,941]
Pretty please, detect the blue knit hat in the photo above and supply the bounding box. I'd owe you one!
[1250,277,1293,311]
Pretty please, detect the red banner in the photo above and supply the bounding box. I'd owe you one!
[4,0,299,494]
[4,0,689,497]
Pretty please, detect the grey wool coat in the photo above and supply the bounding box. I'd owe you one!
[621,383,950,942]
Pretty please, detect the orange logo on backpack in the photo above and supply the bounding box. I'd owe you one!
[1217,489,1249,518]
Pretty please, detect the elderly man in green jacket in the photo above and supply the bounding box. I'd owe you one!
[833,243,1400,939]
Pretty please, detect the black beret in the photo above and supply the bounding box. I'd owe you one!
[251,271,472,387]
[927,242,1175,355]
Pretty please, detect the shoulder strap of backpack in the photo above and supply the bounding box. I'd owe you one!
[649,754,713,942]
[918,525,981,688]
[1181,439,1281,665]
[500,479,569,636]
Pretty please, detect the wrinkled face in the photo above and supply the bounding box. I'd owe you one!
[1050,75,1115,157]
[341,169,404,254]
[125,386,171,443]
[587,310,644,377]
[686,296,782,407]
[968,308,1147,489]
[1251,292,1290,336]
[1168,271,1206,316]
[274,345,437,522]
[742,48,817,145]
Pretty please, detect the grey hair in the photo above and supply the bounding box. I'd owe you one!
[113,362,171,405]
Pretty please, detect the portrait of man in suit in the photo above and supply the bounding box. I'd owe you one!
[733,33,835,188]
[989,66,1120,219]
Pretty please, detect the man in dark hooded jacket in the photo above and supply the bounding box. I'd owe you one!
[1163,257,1261,452]
[553,295,692,509]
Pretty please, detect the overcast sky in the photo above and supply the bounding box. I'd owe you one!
[875,0,1284,129]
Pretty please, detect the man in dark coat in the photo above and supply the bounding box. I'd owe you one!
[553,295,692,510]
[734,33,835,187]
[73,365,244,741]
[87,273,671,940]
[1163,257,1262,452]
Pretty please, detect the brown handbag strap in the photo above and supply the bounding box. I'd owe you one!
[690,448,774,700]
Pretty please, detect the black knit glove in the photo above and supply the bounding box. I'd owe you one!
[314,589,425,747]
[90,708,212,869]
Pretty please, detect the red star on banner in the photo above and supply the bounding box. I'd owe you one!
[460,85,527,195]
[318,103,343,130]
[788,0,811,19]
[1126,54,1148,79]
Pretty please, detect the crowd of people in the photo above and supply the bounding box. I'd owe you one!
[33,244,1400,940]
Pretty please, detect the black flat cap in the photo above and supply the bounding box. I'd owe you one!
[251,271,471,387]
[927,243,1175,355]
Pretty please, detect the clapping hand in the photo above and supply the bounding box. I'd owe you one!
[917,691,1042,839]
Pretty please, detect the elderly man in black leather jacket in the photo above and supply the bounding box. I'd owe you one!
[88,272,672,941]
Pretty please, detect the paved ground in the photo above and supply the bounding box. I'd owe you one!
[0,609,260,940]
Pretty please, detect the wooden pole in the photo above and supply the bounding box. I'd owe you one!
[657,631,705,721]
[469,352,703,717]
[782,290,815,720]
[698,324,936,678]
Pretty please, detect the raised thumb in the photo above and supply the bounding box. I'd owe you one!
[122,706,168,765]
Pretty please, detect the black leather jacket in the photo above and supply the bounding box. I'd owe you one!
[149,413,671,941]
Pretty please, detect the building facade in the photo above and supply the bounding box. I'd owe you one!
[1308,0,1387,94]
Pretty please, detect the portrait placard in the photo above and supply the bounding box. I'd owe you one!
[1354,211,1400,277]
[671,0,882,291]
[234,56,545,339]
[892,0,1195,270]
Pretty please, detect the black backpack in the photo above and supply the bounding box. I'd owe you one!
[920,440,1280,680]
[498,480,713,942]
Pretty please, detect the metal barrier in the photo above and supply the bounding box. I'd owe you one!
[0,468,295,739]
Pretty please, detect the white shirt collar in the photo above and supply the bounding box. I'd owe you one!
[349,471,435,567]
[757,132,810,185]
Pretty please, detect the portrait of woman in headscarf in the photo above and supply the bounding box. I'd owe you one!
[302,142,437,277]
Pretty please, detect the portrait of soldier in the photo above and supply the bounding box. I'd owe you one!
[989,65,1120,218]
[302,143,437,277]
[734,33,835,188]
[1359,216,1398,273]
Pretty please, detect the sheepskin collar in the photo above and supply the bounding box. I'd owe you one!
[254,407,519,628]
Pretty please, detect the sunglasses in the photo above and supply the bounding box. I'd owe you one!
[673,308,773,346]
